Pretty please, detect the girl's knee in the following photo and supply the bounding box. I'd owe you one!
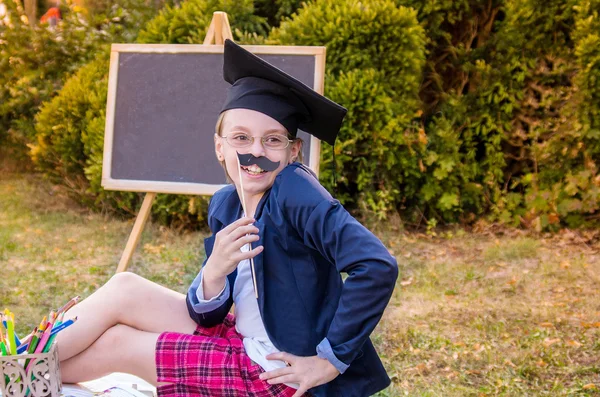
[103,272,145,319]
[107,271,144,291]
[105,272,147,301]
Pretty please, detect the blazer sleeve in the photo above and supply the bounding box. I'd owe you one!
[186,282,234,327]
[187,267,231,310]
[276,166,399,368]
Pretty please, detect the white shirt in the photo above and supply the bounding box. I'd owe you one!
[197,243,299,389]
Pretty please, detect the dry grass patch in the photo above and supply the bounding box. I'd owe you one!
[1,172,599,396]
[376,230,600,396]
[0,173,205,334]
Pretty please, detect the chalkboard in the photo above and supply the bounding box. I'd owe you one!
[102,44,326,195]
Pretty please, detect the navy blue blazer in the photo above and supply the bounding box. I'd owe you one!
[186,163,399,396]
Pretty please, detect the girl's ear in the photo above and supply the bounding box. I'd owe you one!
[214,133,224,161]
[289,139,301,164]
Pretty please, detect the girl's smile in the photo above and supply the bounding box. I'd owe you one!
[240,163,269,177]
[214,108,302,216]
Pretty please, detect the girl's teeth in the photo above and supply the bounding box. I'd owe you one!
[244,167,264,175]
[242,165,264,174]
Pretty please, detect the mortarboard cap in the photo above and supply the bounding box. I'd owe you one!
[220,39,347,146]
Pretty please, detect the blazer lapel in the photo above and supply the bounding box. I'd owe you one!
[210,187,243,229]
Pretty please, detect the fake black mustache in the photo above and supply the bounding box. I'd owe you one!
[237,152,281,172]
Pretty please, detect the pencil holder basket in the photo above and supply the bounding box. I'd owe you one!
[0,343,61,397]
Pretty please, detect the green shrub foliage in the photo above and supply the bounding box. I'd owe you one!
[19,0,600,229]
[269,0,427,216]
[137,0,267,44]
[32,51,141,213]
[253,0,304,28]
[269,0,600,229]
[0,0,156,164]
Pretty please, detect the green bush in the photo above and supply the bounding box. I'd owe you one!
[390,0,600,229]
[269,0,425,95]
[516,0,600,230]
[269,0,427,216]
[0,0,157,165]
[253,0,305,28]
[26,0,600,230]
[32,51,142,213]
[574,0,600,142]
[137,0,267,44]
[479,0,600,230]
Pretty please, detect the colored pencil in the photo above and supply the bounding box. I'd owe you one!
[56,311,65,324]
[19,331,33,347]
[5,310,16,355]
[56,296,80,317]
[25,318,46,354]
[1,320,21,347]
[49,317,77,336]
[36,312,56,353]
[24,324,47,374]
[42,315,64,353]
[34,312,56,353]
[17,342,29,354]
[26,327,41,354]
[0,315,6,347]
[39,315,48,329]
[1,312,8,354]
[0,297,82,358]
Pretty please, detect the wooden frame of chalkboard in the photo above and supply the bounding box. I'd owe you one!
[101,43,326,196]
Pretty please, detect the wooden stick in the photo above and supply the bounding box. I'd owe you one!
[116,192,156,273]
[235,155,259,299]
[214,12,223,44]
[220,12,233,41]
[203,18,216,45]
[203,11,233,45]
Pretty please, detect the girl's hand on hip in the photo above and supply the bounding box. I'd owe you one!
[204,217,263,280]
[260,352,340,397]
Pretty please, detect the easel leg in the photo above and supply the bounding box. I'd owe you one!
[202,12,233,45]
[116,192,157,273]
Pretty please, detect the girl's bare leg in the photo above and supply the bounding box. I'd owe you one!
[56,272,198,362]
[60,324,161,385]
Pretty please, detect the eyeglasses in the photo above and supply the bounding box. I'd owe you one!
[220,132,293,150]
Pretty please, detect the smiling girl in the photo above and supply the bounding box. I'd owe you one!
[55,40,398,397]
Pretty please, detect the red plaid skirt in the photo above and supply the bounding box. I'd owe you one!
[155,314,298,397]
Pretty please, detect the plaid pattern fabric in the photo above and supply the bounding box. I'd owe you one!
[155,314,299,397]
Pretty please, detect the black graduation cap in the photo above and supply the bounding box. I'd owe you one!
[220,39,347,146]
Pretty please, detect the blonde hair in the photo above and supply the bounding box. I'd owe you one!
[214,110,304,183]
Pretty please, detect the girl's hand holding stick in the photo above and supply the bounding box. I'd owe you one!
[235,152,259,298]
[202,217,263,299]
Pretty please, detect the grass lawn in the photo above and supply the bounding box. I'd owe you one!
[1,171,599,396]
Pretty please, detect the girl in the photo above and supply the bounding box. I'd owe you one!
[55,40,398,397]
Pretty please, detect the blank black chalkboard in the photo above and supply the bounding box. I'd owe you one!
[102,44,326,195]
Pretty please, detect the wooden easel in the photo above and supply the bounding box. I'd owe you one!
[115,12,234,273]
